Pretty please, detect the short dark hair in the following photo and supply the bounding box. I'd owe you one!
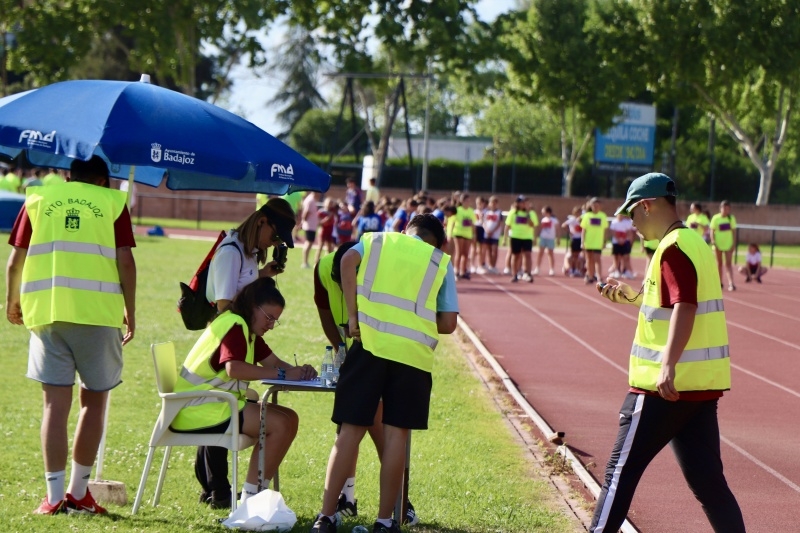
[228,277,285,331]
[331,241,359,284]
[406,213,445,249]
[70,156,109,185]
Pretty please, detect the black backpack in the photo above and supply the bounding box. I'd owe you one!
[177,231,243,330]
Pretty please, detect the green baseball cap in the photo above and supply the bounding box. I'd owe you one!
[615,172,677,216]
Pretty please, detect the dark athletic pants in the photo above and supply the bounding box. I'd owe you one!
[590,393,745,533]
[195,446,230,500]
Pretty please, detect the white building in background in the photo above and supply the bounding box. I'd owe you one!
[387,135,494,164]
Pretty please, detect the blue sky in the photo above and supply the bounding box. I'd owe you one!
[225,0,516,135]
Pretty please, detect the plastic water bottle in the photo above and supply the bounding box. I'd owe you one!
[351,526,369,533]
[321,346,334,387]
[332,343,346,385]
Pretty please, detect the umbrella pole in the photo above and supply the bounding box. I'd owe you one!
[87,390,129,506]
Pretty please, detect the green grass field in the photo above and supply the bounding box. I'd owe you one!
[0,238,579,532]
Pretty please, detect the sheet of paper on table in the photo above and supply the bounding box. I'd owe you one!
[260,377,334,389]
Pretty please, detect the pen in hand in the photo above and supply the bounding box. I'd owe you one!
[294,353,298,367]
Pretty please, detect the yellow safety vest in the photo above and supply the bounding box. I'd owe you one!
[452,206,475,239]
[318,252,347,343]
[171,312,254,431]
[21,182,127,328]
[629,228,731,391]
[506,209,537,240]
[685,213,709,237]
[581,211,608,250]
[356,233,450,372]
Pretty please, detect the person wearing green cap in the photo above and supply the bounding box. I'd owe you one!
[591,173,744,533]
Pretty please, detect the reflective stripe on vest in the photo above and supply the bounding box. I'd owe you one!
[357,311,438,349]
[630,344,729,363]
[28,241,117,259]
[356,232,449,372]
[639,299,724,322]
[629,228,731,391]
[179,366,244,391]
[21,276,122,295]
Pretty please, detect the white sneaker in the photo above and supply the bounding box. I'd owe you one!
[476,267,487,275]
[521,273,532,282]
[503,268,511,275]
[548,269,555,276]
[532,267,540,276]
[610,270,620,278]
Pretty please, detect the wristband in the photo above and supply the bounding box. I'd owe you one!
[277,367,286,380]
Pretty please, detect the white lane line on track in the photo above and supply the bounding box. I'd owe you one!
[483,277,628,374]
[479,273,800,495]
[721,437,800,494]
[723,296,800,323]
[545,276,800,359]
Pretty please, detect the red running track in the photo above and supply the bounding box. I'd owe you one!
[456,253,800,533]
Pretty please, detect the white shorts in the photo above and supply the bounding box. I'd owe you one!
[27,322,124,391]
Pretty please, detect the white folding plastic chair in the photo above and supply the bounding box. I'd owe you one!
[131,342,255,514]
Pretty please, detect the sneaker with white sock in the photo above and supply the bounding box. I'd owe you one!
[65,489,107,514]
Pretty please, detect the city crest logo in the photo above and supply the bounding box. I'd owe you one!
[65,208,81,232]
[151,143,162,163]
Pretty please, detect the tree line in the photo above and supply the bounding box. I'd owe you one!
[2,0,799,205]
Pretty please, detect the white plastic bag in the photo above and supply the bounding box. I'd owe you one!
[221,489,297,532]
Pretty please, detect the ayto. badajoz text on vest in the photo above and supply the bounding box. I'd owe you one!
[630,228,731,391]
[171,312,255,431]
[21,182,127,328]
[356,232,450,373]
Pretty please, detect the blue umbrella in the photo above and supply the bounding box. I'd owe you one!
[0,79,330,194]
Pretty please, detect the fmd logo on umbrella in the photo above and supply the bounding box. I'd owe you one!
[271,163,294,181]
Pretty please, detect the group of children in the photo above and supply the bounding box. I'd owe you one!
[282,185,768,290]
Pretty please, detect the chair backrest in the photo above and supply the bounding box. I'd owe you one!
[151,342,177,394]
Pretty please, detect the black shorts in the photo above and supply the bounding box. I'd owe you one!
[304,230,317,242]
[475,226,485,244]
[332,341,432,430]
[510,237,533,255]
[612,242,632,256]
[570,237,582,253]
[484,237,499,246]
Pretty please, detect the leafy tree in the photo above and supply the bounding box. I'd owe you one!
[475,98,561,159]
[635,0,800,205]
[499,0,645,196]
[268,25,326,138]
[3,1,287,96]
[290,108,367,156]
[288,1,488,180]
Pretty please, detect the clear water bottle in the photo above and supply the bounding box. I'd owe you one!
[321,346,334,387]
[351,526,369,533]
[332,343,346,385]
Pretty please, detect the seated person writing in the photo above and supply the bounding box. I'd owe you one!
[171,277,316,505]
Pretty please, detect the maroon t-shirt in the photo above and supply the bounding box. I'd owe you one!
[210,324,271,373]
[631,242,723,401]
[8,204,137,249]
[313,262,330,310]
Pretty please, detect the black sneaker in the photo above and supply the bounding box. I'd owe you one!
[403,501,419,526]
[336,494,358,517]
[372,520,401,533]
[311,515,338,533]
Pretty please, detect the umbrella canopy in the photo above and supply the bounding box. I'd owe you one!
[0,79,330,195]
